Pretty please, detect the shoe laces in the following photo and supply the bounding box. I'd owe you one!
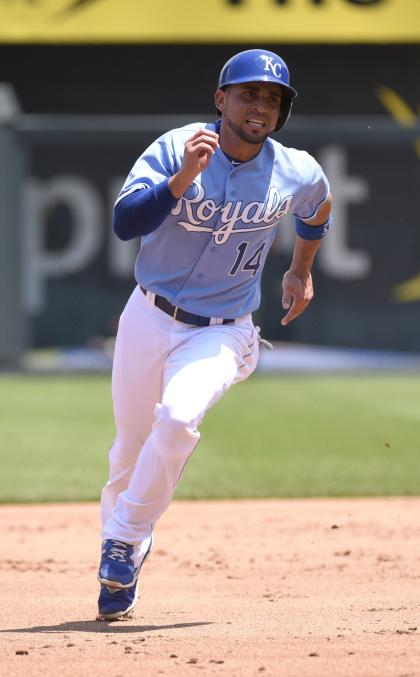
[107,540,131,563]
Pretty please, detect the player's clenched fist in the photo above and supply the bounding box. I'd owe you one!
[169,129,219,199]
[185,129,220,171]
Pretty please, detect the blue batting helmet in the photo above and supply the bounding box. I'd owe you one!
[217,49,297,131]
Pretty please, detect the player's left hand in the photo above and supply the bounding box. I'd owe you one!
[281,270,314,326]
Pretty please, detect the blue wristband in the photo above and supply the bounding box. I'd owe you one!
[295,216,331,241]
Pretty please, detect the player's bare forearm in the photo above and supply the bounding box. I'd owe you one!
[289,235,321,280]
[281,192,332,326]
[281,236,321,326]
[168,170,199,199]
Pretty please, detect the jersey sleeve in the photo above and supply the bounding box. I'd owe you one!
[293,155,330,221]
[115,133,177,205]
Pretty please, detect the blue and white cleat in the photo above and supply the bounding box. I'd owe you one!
[97,537,153,620]
[98,539,138,589]
[97,580,139,621]
[98,537,153,589]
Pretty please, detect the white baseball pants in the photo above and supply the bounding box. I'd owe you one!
[101,286,259,563]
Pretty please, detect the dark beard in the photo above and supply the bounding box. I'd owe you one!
[226,116,270,145]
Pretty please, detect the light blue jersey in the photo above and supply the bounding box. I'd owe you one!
[117,122,329,318]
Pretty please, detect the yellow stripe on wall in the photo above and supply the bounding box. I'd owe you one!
[0,0,419,44]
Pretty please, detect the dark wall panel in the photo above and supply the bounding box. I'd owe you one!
[0,43,419,116]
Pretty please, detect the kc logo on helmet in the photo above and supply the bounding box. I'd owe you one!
[260,55,282,78]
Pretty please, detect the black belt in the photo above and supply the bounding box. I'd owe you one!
[140,286,234,327]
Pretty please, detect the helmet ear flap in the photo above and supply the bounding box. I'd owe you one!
[275,91,295,131]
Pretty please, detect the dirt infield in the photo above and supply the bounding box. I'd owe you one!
[1,499,420,677]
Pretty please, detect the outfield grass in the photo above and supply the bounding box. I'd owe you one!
[0,372,419,502]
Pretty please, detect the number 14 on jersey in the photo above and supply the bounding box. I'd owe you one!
[229,241,266,277]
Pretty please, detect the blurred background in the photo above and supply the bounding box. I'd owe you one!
[0,0,419,370]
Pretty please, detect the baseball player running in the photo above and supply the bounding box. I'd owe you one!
[97,48,332,620]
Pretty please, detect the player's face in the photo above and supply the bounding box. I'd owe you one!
[215,82,282,146]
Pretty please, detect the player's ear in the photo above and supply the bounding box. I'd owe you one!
[214,88,226,114]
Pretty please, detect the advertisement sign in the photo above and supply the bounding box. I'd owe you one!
[0,0,419,44]
[18,116,420,352]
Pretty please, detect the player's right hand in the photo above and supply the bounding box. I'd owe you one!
[169,129,219,199]
[183,129,220,174]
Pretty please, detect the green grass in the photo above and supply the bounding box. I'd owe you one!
[0,373,419,502]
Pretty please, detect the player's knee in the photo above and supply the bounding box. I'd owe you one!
[109,427,144,466]
[154,404,200,457]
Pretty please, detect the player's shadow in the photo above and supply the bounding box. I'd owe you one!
[0,620,213,634]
